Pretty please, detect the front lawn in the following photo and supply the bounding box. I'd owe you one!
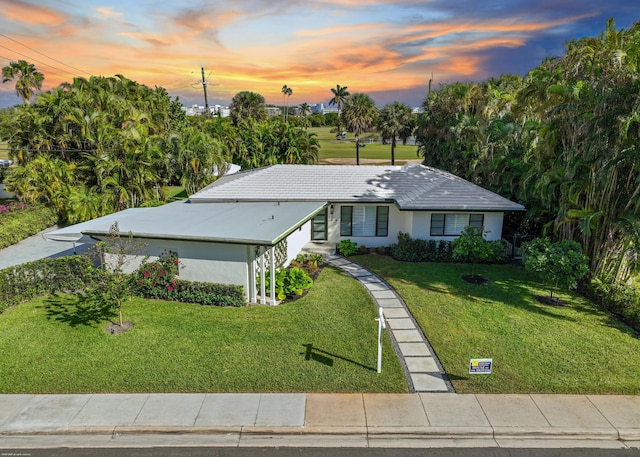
[355,255,640,394]
[0,266,407,394]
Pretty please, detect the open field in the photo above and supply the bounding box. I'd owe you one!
[0,266,406,394]
[0,141,9,161]
[355,255,640,395]
[311,127,422,165]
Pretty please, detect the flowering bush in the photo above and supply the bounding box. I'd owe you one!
[132,251,181,298]
[0,202,27,214]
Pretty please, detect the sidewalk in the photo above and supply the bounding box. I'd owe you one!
[1,393,639,449]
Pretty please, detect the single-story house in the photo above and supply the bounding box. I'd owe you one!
[46,164,524,305]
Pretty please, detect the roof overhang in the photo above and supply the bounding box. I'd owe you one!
[45,201,328,246]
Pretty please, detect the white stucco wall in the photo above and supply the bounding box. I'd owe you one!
[102,238,251,300]
[285,220,312,264]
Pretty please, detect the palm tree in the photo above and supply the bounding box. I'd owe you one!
[377,102,413,165]
[341,93,377,137]
[299,102,311,117]
[281,85,293,122]
[329,84,350,131]
[298,102,312,127]
[230,91,267,126]
[2,60,44,105]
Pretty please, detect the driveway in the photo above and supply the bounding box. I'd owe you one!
[0,226,90,270]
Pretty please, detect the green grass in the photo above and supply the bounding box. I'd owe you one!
[310,127,421,164]
[0,140,9,161]
[0,266,407,394]
[354,255,640,395]
[165,186,188,201]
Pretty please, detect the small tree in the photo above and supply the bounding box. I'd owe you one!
[522,237,589,299]
[452,227,494,277]
[88,222,145,329]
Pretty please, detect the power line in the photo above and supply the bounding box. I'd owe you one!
[0,33,91,76]
[0,43,77,79]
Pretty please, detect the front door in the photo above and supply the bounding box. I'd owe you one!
[311,207,328,241]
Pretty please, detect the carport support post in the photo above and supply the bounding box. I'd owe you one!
[260,246,266,305]
[269,245,276,305]
[248,246,257,303]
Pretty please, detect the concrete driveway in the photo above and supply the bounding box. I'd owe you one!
[0,226,89,270]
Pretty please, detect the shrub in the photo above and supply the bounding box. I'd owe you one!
[132,250,180,298]
[292,253,324,274]
[580,279,640,333]
[390,231,505,264]
[0,203,58,249]
[151,280,244,307]
[0,256,97,313]
[338,239,358,256]
[130,250,244,307]
[522,237,589,298]
[262,266,313,301]
[390,232,454,262]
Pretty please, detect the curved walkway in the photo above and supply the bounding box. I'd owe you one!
[326,254,452,393]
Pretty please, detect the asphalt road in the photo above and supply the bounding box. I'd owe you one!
[2,448,640,457]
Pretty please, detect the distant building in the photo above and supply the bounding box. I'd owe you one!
[311,103,338,115]
[182,104,230,117]
[266,106,282,117]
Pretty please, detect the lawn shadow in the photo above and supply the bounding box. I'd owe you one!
[301,343,376,372]
[42,293,115,328]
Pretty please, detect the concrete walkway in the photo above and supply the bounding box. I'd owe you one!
[326,254,451,393]
[1,393,639,449]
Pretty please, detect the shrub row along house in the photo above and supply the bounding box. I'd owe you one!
[46,164,524,305]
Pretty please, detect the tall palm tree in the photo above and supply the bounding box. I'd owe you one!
[341,93,377,137]
[2,60,44,105]
[281,85,293,122]
[329,84,350,131]
[377,102,413,165]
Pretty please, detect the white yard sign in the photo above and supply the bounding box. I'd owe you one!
[376,307,386,373]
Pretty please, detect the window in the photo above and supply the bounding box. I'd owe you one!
[430,213,484,236]
[340,205,389,237]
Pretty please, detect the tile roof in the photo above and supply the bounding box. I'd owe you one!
[189,164,525,212]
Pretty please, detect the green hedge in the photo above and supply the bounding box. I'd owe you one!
[0,255,245,313]
[131,279,245,308]
[389,232,455,262]
[580,279,640,333]
[0,204,58,249]
[0,256,96,312]
[390,232,506,263]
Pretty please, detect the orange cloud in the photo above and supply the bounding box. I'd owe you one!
[0,0,66,26]
[95,7,123,19]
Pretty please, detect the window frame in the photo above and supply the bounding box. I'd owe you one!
[430,213,485,236]
[340,205,390,237]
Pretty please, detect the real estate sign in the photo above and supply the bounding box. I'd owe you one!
[469,358,493,374]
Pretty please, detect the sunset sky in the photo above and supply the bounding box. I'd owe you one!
[0,0,638,109]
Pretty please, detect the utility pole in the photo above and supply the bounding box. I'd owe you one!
[201,67,210,117]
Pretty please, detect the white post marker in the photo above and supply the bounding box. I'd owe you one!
[375,307,386,373]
